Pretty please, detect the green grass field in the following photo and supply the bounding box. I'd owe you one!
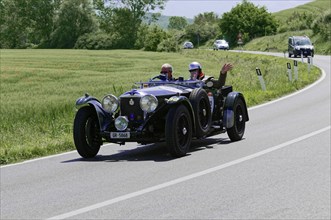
[0,49,320,165]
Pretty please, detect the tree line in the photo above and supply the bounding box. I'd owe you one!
[0,0,287,51]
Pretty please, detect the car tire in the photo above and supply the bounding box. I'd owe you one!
[226,98,246,141]
[73,106,101,158]
[166,105,192,157]
[189,88,212,138]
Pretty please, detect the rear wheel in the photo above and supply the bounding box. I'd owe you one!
[73,106,101,158]
[227,98,246,141]
[166,105,192,157]
[189,88,211,138]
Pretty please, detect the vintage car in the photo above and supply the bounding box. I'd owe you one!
[73,75,249,158]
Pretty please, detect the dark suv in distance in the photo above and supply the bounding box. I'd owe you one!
[288,36,314,58]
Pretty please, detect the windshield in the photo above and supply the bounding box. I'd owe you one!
[216,40,226,44]
[138,79,204,89]
[295,39,311,45]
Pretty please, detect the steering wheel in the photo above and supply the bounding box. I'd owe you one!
[151,74,167,81]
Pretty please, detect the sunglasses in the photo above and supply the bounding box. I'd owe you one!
[160,71,168,74]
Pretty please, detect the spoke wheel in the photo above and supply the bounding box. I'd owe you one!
[227,98,246,141]
[166,105,192,157]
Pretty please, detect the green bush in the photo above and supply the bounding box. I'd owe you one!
[157,37,179,52]
[277,11,314,33]
[74,32,120,50]
[143,25,166,51]
[312,10,331,41]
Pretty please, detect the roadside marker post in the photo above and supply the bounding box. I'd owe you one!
[287,62,292,82]
[293,60,298,81]
[256,68,266,91]
[307,57,311,73]
[301,52,304,63]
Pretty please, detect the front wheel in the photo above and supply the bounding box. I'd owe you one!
[73,106,101,158]
[227,98,246,141]
[166,105,192,157]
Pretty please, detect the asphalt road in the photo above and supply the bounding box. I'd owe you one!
[1,53,330,219]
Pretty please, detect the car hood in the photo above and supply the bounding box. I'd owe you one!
[296,45,314,49]
[216,43,228,46]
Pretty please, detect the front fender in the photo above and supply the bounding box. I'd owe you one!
[75,94,111,131]
[166,95,196,132]
[223,92,249,128]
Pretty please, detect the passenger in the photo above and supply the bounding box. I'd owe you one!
[188,61,233,88]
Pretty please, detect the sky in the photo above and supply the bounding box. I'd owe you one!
[159,0,313,19]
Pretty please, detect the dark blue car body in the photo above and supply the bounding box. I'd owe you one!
[73,78,249,158]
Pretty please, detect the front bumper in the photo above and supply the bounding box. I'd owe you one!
[101,131,162,144]
[217,46,228,50]
[295,49,313,56]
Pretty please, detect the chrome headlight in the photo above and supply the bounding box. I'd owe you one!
[102,94,119,113]
[140,94,158,113]
[115,116,129,131]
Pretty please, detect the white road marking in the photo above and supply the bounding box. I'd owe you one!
[0,151,76,168]
[47,126,330,219]
[0,143,114,168]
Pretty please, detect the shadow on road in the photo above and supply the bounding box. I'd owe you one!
[62,137,232,163]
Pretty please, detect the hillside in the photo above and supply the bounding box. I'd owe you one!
[145,14,193,29]
[241,0,331,55]
[273,0,330,25]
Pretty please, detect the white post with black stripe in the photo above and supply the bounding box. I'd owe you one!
[256,68,266,91]
[287,62,292,82]
[293,60,298,81]
[307,57,311,73]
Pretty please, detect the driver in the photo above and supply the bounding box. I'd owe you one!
[160,63,175,80]
[188,61,233,88]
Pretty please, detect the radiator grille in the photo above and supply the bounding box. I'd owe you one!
[120,97,144,122]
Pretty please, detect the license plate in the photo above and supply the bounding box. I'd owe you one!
[110,132,130,139]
